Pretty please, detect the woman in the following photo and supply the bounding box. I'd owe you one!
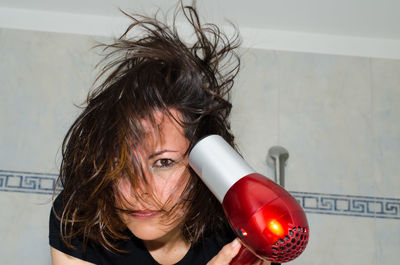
[49,2,271,264]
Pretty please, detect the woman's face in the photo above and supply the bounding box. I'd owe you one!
[116,109,191,241]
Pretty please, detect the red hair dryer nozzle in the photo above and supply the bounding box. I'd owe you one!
[189,135,309,264]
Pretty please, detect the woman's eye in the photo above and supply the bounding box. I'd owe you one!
[153,159,174,168]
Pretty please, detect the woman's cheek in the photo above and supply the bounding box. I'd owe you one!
[156,166,190,204]
[117,178,132,196]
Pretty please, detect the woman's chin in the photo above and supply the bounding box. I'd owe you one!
[126,221,177,242]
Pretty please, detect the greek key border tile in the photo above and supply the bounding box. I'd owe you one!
[291,191,400,220]
[0,169,62,195]
[1,169,399,220]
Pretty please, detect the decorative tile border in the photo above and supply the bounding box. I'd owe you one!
[1,169,399,220]
[291,191,400,220]
[0,169,62,195]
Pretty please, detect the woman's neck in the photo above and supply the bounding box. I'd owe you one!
[143,226,191,265]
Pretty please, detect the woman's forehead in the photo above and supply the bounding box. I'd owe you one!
[139,109,188,153]
[140,109,181,132]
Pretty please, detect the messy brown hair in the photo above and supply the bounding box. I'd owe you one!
[54,0,241,251]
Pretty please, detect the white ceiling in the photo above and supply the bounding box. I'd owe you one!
[1,0,400,59]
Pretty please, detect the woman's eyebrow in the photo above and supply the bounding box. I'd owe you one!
[148,150,178,159]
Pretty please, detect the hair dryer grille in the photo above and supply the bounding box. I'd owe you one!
[270,226,309,262]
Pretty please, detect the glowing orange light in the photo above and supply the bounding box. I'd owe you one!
[268,220,284,237]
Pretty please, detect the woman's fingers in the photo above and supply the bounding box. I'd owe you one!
[207,238,242,265]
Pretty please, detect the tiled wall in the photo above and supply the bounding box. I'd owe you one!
[231,50,400,265]
[1,28,399,265]
[0,28,97,265]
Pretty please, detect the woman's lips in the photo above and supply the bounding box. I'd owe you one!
[128,210,161,219]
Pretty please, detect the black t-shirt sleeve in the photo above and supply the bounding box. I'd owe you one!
[49,193,101,264]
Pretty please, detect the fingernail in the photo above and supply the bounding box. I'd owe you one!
[232,238,240,247]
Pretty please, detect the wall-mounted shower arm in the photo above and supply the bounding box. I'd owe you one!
[266,146,289,188]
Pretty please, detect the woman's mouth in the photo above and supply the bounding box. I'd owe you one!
[128,210,161,219]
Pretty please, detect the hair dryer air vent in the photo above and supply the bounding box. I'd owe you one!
[270,226,309,262]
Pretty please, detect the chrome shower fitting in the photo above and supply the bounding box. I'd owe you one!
[266,146,289,188]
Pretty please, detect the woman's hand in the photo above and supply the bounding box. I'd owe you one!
[207,239,271,265]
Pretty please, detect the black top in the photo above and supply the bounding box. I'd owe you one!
[49,194,235,265]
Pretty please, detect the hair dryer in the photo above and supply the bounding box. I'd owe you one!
[189,135,309,264]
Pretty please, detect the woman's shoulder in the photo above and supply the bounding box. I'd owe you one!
[49,192,98,263]
[49,193,158,264]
